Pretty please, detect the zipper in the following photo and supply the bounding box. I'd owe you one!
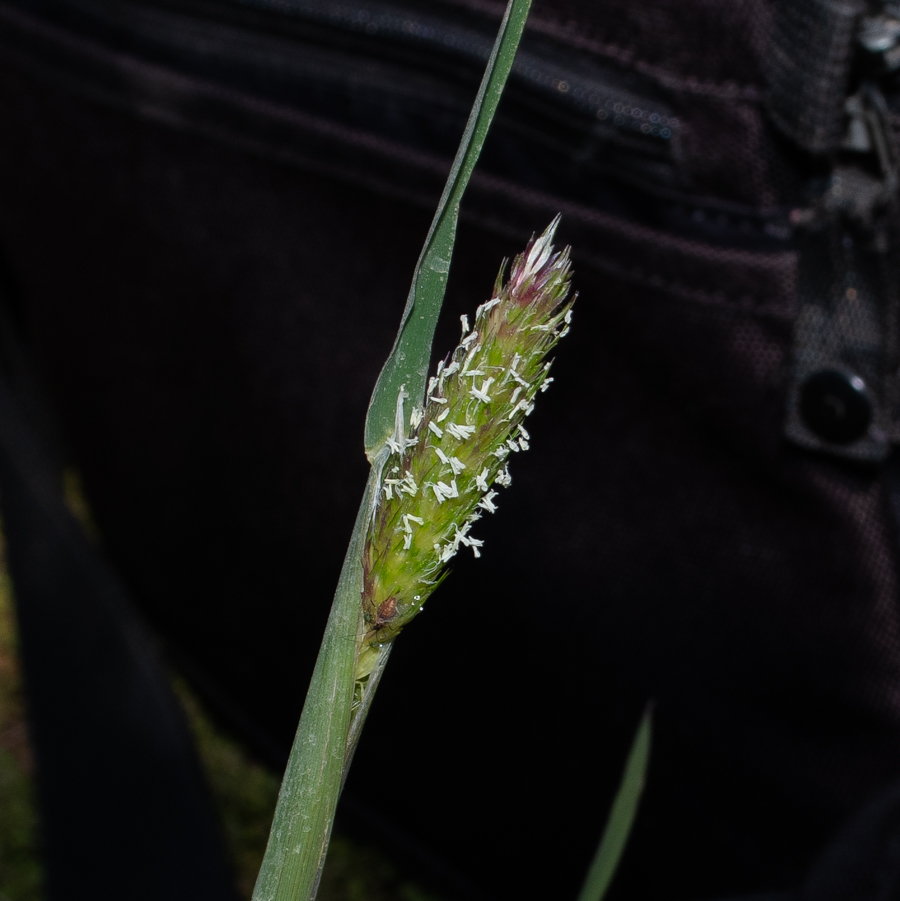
[784,3,900,461]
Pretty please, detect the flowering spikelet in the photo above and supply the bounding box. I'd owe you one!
[357,217,574,679]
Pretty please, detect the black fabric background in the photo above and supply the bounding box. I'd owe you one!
[1,1,900,899]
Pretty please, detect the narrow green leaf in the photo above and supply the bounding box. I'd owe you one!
[576,706,653,901]
[251,464,382,901]
[363,0,533,459]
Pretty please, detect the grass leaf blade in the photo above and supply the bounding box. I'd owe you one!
[363,0,532,459]
[576,706,653,901]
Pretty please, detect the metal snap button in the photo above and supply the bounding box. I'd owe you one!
[798,369,873,444]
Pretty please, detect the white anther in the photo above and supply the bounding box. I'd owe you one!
[470,377,495,404]
[437,479,459,499]
[428,421,444,438]
[476,297,501,318]
[478,491,499,513]
[446,422,476,440]
[461,344,481,374]
[475,467,490,492]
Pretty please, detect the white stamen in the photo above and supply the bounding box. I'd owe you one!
[446,423,476,440]
[479,491,499,513]
[460,314,470,335]
[435,448,450,465]
[461,344,481,375]
[510,386,522,405]
[388,384,410,456]
[437,479,459,499]
[428,421,444,438]
[436,408,450,423]
[470,377,495,404]
[475,467,490,492]
[476,297,501,318]
[429,395,448,404]
[410,407,424,429]
[507,438,521,453]
[518,425,530,440]
[403,533,412,550]
[519,437,530,451]
[495,465,512,487]
[447,456,466,475]
[400,472,418,496]
[461,330,479,350]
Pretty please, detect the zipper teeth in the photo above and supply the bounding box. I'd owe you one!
[232,0,678,140]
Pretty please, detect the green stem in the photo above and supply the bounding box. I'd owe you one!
[251,471,376,901]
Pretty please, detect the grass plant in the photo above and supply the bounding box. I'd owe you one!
[252,2,650,899]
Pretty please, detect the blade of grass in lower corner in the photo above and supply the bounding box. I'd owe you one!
[363,0,533,459]
[576,706,653,901]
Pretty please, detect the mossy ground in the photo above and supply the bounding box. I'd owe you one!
[0,498,441,901]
